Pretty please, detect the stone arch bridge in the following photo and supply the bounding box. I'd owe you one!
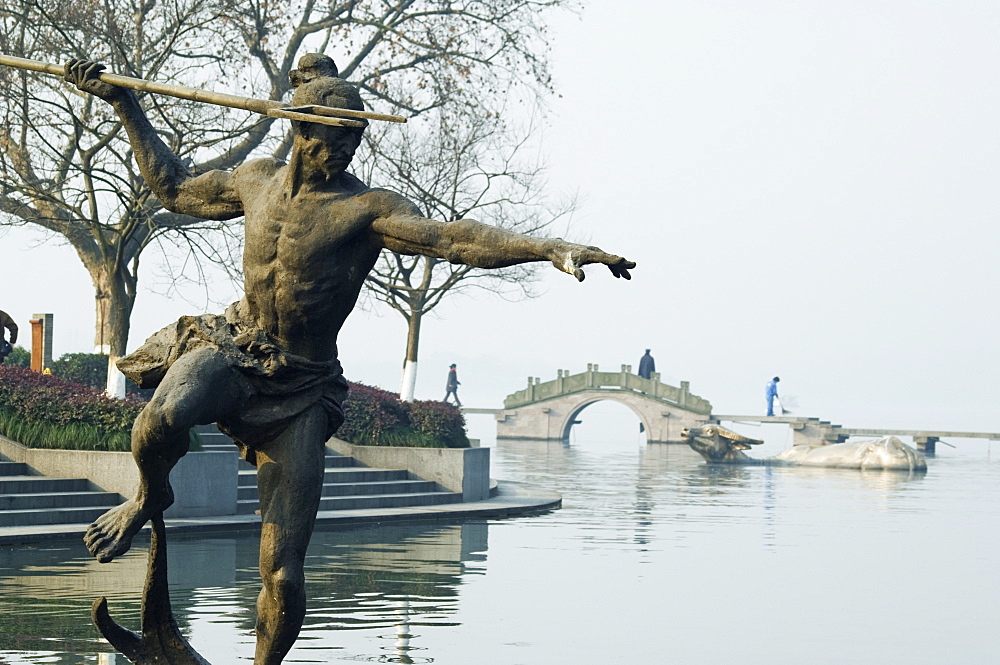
[486,364,713,444]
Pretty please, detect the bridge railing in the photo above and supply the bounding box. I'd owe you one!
[503,363,712,414]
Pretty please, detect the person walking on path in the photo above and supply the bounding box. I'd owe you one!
[444,363,461,406]
[0,310,17,364]
[765,376,781,416]
[637,349,655,379]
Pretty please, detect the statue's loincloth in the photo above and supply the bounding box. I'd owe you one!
[117,303,348,465]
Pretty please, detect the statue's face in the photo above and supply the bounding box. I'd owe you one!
[682,427,722,459]
[298,122,363,174]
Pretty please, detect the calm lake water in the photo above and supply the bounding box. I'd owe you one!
[1,425,998,664]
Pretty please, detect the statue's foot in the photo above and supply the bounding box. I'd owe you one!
[84,500,154,563]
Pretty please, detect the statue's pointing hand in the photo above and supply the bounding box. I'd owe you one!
[64,59,123,103]
[552,243,635,282]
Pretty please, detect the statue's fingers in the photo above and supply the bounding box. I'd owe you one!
[574,267,586,282]
[83,61,106,81]
[64,59,82,81]
[607,259,634,279]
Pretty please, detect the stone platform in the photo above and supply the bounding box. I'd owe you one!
[0,480,559,547]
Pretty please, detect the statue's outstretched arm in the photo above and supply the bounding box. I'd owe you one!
[64,60,243,220]
[372,211,634,281]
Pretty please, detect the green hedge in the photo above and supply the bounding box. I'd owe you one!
[4,345,29,367]
[338,383,469,448]
[0,365,143,452]
[48,352,109,388]
[43,352,152,398]
[0,365,467,451]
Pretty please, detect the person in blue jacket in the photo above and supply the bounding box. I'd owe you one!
[765,376,781,416]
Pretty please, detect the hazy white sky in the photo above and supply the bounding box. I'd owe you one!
[3,1,999,443]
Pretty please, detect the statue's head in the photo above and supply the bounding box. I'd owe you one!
[288,54,367,172]
[681,425,763,462]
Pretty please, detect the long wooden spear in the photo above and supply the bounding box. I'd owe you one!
[0,54,406,128]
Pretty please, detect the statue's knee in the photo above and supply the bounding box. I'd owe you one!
[132,400,191,463]
[133,403,171,441]
[262,565,306,611]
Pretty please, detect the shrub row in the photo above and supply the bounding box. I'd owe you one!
[0,362,467,450]
[338,382,469,448]
[4,345,30,368]
[0,365,143,451]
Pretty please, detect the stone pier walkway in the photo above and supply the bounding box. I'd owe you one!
[0,480,560,547]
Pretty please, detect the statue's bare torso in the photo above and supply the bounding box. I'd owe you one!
[227,159,422,360]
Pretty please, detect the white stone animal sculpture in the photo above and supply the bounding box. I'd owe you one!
[681,425,927,471]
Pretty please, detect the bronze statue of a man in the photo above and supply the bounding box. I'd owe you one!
[66,54,634,664]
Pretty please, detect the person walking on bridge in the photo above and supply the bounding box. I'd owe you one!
[765,376,781,416]
[638,349,655,379]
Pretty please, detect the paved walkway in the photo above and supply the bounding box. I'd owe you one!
[0,480,560,547]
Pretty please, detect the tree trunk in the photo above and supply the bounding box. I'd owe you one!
[94,288,112,355]
[399,310,423,402]
[90,263,136,397]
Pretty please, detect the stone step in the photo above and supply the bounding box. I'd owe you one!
[236,453,356,471]
[0,476,91,494]
[197,432,234,450]
[0,490,121,511]
[323,454,357,468]
[0,505,113,527]
[237,490,463,515]
[238,467,408,487]
[237,479,438,501]
[0,461,28,475]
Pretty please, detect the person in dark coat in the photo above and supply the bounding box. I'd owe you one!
[444,363,461,406]
[637,349,655,379]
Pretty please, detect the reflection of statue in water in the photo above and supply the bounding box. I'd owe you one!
[65,54,635,665]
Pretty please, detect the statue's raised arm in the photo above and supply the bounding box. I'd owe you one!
[64,59,244,220]
[370,198,634,281]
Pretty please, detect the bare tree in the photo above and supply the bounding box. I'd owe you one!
[355,105,574,400]
[0,0,257,392]
[0,0,572,393]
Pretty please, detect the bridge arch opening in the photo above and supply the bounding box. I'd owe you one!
[562,399,649,446]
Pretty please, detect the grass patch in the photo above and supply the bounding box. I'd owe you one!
[0,407,131,452]
[0,408,203,453]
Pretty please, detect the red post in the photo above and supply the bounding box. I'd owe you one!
[29,318,43,372]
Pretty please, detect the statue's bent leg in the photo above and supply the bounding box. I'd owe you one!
[84,347,246,563]
[253,405,328,665]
